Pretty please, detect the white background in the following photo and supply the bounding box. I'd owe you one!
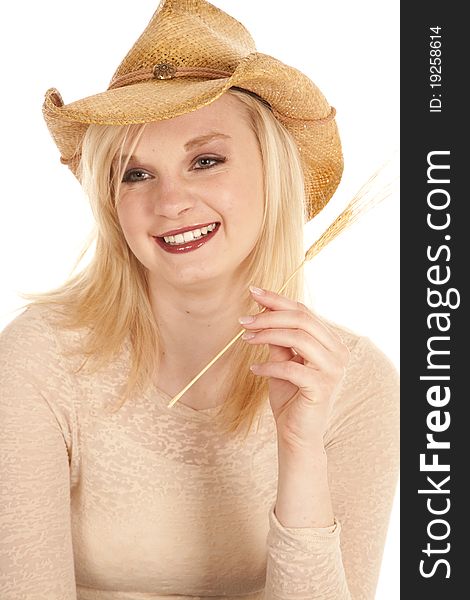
[0,1,399,596]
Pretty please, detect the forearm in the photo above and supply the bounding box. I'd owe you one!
[275,441,335,529]
[264,440,350,599]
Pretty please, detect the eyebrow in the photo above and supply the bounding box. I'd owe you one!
[183,132,231,151]
[115,132,232,167]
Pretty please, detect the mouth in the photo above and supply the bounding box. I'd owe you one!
[153,222,221,254]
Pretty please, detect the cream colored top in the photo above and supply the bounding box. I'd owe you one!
[0,304,399,600]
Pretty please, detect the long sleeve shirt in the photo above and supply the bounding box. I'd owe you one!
[0,303,399,599]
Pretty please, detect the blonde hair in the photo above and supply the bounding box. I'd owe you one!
[25,89,306,437]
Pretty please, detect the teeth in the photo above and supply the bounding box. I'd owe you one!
[163,223,217,245]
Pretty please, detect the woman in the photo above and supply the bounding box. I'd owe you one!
[0,1,399,598]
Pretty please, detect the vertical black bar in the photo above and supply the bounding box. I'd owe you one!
[401,1,466,596]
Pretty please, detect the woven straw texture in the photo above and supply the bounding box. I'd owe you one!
[42,0,343,221]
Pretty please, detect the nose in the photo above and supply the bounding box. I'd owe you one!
[152,176,195,219]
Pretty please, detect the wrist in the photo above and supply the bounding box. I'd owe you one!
[275,442,333,528]
[277,444,329,480]
[277,434,326,461]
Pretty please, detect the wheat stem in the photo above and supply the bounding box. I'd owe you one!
[166,260,307,408]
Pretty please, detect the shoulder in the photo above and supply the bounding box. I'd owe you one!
[322,317,399,390]
[1,303,62,352]
[320,317,399,442]
[1,303,54,351]
[0,303,83,377]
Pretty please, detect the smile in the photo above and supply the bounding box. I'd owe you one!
[153,222,220,254]
[163,222,217,245]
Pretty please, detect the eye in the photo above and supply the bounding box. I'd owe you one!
[121,169,152,183]
[193,156,226,169]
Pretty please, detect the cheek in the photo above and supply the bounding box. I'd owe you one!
[225,165,264,221]
[237,174,264,227]
[116,200,146,238]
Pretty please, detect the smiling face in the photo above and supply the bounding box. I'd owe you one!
[115,93,265,291]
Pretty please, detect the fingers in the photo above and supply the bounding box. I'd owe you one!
[244,286,349,360]
[250,360,316,392]
[240,309,333,353]
[243,327,347,375]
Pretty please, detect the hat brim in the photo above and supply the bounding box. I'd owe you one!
[43,53,343,220]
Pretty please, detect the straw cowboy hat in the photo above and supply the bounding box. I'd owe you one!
[42,0,343,221]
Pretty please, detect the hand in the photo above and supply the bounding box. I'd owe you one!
[239,286,350,451]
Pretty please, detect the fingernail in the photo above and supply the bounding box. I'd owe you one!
[242,332,256,340]
[238,315,255,324]
[250,364,260,372]
[249,285,265,295]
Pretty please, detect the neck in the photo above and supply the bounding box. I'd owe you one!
[149,272,252,376]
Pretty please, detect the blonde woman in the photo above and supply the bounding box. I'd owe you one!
[0,1,399,598]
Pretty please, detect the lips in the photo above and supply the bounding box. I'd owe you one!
[153,222,220,254]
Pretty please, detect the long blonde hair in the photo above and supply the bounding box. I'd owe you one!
[24,89,306,437]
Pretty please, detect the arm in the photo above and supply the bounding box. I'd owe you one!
[265,445,350,600]
[241,288,398,598]
[242,287,352,599]
[0,308,78,599]
[263,336,399,599]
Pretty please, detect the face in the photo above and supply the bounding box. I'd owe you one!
[115,94,265,291]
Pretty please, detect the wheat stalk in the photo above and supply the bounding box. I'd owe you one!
[167,166,396,408]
